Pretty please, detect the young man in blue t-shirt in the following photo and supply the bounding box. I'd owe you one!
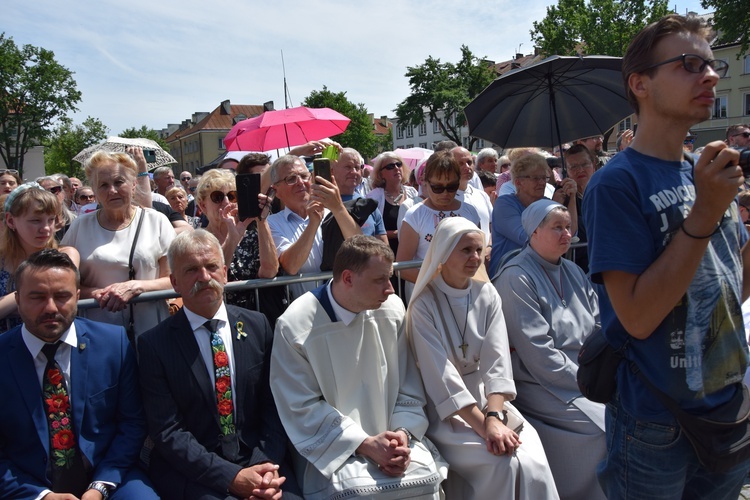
[584,14,750,498]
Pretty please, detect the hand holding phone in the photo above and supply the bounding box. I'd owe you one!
[313,158,331,183]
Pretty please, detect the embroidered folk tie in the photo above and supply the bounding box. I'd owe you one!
[204,320,236,437]
[41,342,88,495]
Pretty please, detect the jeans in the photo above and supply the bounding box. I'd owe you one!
[597,395,749,500]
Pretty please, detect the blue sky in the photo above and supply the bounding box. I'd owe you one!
[4,0,707,136]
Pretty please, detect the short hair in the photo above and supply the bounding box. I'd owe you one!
[332,235,394,282]
[372,152,408,188]
[564,143,597,165]
[434,140,458,152]
[165,186,187,200]
[423,150,460,183]
[84,151,137,187]
[477,170,497,188]
[51,173,72,190]
[476,148,499,167]
[168,229,224,271]
[269,155,304,184]
[510,152,548,182]
[339,148,364,167]
[153,166,173,180]
[15,249,80,292]
[622,14,711,115]
[74,186,93,203]
[727,124,750,141]
[196,169,235,203]
[237,153,273,175]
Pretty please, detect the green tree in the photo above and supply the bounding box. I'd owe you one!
[0,33,81,177]
[395,45,496,150]
[301,87,378,159]
[702,0,749,57]
[120,125,169,151]
[44,116,108,178]
[530,0,670,57]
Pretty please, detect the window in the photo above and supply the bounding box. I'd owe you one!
[745,94,750,116]
[419,122,427,136]
[618,116,633,133]
[405,144,414,149]
[745,56,750,74]
[405,126,413,138]
[419,142,428,149]
[462,137,469,148]
[433,120,440,133]
[218,137,226,150]
[713,96,728,119]
[396,126,404,139]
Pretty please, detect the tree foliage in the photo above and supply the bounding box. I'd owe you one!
[120,125,169,151]
[530,0,670,57]
[302,87,378,159]
[0,33,81,177]
[395,45,496,150]
[44,116,108,178]
[702,0,749,57]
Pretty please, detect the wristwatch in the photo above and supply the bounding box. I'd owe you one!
[486,410,505,424]
[87,481,111,500]
[395,427,413,446]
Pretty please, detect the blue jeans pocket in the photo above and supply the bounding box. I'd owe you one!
[630,420,681,450]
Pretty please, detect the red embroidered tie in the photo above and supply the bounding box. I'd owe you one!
[204,320,235,437]
[41,342,88,495]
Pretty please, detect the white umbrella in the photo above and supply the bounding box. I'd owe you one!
[73,136,177,168]
[394,147,434,169]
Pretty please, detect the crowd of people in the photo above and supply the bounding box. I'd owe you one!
[1,12,750,500]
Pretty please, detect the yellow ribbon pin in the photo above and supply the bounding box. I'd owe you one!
[235,321,247,340]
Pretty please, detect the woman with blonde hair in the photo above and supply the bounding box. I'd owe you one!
[61,150,175,340]
[407,216,558,500]
[0,184,80,331]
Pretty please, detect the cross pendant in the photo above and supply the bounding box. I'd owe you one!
[459,342,468,358]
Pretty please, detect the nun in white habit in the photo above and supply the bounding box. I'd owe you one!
[495,199,606,500]
[406,216,559,500]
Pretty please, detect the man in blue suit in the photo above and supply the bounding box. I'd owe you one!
[0,249,157,499]
[138,229,300,500]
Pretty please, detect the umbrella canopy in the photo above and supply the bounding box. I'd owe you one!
[393,147,434,169]
[73,136,176,168]
[465,55,631,153]
[224,106,351,152]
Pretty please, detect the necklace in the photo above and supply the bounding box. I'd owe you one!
[540,264,566,307]
[443,290,471,358]
[385,187,404,204]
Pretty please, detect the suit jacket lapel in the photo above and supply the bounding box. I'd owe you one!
[228,312,246,429]
[7,330,50,456]
[70,320,89,438]
[174,310,221,427]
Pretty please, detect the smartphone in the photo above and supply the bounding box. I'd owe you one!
[313,158,331,183]
[236,173,262,221]
[142,149,157,164]
[259,186,276,220]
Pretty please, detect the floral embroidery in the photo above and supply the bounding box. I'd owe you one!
[211,336,235,436]
[43,368,77,467]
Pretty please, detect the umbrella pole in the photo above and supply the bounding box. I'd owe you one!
[548,75,567,179]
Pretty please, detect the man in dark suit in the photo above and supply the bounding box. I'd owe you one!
[138,229,300,500]
[0,249,157,499]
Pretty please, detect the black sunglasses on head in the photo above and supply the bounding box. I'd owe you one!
[209,190,237,204]
[47,185,63,195]
[429,182,460,194]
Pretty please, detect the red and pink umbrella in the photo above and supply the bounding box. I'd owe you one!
[224,106,351,152]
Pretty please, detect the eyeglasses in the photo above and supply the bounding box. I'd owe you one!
[567,163,593,172]
[684,138,696,145]
[429,182,460,194]
[382,162,402,171]
[0,169,19,175]
[276,172,311,186]
[209,190,237,204]
[78,194,95,201]
[46,185,63,195]
[518,175,550,183]
[642,53,729,78]
[732,132,750,139]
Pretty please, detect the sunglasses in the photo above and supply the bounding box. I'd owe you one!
[78,194,95,201]
[733,132,750,139]
[429,182,460,194]
[46,185,63,195]
[382,162,402,171]
[209,190,237,204]
[642,53,729,78]
[0,169,19,175]
[180,176,192,181]
[684,138,696,145]
[189,186,197,193]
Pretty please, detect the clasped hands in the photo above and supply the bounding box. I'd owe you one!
[356,430,411,477]
[484,417,522,457]
[229,462,286,500]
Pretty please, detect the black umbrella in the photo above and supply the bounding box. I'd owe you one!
[465,55,632,175]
